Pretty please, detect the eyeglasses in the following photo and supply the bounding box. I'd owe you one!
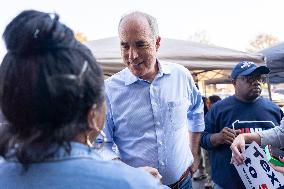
[237,75,266,84]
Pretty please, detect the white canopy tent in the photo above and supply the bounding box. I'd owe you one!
[85,37,264,81]
[260,42,284,84]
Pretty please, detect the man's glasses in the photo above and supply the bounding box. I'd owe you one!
[237,74,266,84]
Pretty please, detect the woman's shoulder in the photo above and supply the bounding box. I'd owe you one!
[0,158,166,189]
[48,155,165,189]
[91,160,165,189]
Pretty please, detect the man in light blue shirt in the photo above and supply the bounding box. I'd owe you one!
[98,11,204,188]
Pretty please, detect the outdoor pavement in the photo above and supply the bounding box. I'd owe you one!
[192,177,207,189]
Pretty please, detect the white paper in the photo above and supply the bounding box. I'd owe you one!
[234,141,284,189]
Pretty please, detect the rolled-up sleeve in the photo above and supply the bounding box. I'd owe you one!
[187,73,205,132]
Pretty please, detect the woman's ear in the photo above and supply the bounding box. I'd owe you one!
[87,103,106,131]
[87,105,97,130]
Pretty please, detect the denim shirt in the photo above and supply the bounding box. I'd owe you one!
[0,142,168,189]
[98,61,204,185]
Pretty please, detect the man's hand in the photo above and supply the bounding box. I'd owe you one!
[139,166,162,180]
[211,127,240,146]
[220,127,240,145]
[189,159,199,174]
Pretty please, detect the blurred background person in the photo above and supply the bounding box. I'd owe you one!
[193,96,208,182]
[207,95,222,109]
[193,95,222,188]
[203,95,221,189]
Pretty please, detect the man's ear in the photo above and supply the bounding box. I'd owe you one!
[231,80,236,86]
[155,36,161,51]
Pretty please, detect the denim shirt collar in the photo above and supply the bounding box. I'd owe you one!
[46,142,101,162]
[6,142,102,162]
[124,59,171,86]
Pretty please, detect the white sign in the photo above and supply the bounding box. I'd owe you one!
[234,141,284,189]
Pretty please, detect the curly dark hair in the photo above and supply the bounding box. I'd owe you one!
[0,10,104,166]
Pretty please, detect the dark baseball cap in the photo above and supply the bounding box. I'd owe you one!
[231,61,270,80]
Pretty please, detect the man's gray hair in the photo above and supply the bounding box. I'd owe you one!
[118,11,159,38]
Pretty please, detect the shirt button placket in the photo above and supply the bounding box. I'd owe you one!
[150,84,164,170]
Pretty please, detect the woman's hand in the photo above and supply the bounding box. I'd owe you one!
[270,157,284,174]
[230,134,246,165]
[139,166,162,180]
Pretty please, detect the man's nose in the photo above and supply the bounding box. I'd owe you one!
[129,47,138,61]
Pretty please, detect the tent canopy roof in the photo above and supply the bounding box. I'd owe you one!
[261,42,284,83]
[85,37,264,78]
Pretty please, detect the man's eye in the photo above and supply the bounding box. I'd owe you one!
[121,44,129,49]
[137,43,146,47]
[136,42,149,48]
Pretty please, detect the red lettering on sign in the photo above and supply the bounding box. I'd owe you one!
[259,183,268,189]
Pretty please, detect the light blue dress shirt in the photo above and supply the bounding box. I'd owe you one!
[0,142,167,189]
[98,60,204,185]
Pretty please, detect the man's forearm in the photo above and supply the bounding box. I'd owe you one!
[189,131,201,173]
[210,133,222,147]
[189,131,201,158]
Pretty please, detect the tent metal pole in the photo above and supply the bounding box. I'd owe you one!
[267,77,272,101]
[204,80,207,96]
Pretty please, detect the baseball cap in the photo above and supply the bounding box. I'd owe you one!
[231,61,270,80]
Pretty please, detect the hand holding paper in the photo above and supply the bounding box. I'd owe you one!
[230,134,246,165]
[233,142,284,188]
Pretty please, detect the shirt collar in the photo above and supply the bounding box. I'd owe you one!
[124,60,171,86]
[5,142,101,162]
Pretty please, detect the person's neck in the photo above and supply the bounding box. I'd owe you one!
[73,133,86,144]
[234,94,259,103]
[140,64,159,82]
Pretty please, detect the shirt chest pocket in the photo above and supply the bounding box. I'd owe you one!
[166,99,189,131]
